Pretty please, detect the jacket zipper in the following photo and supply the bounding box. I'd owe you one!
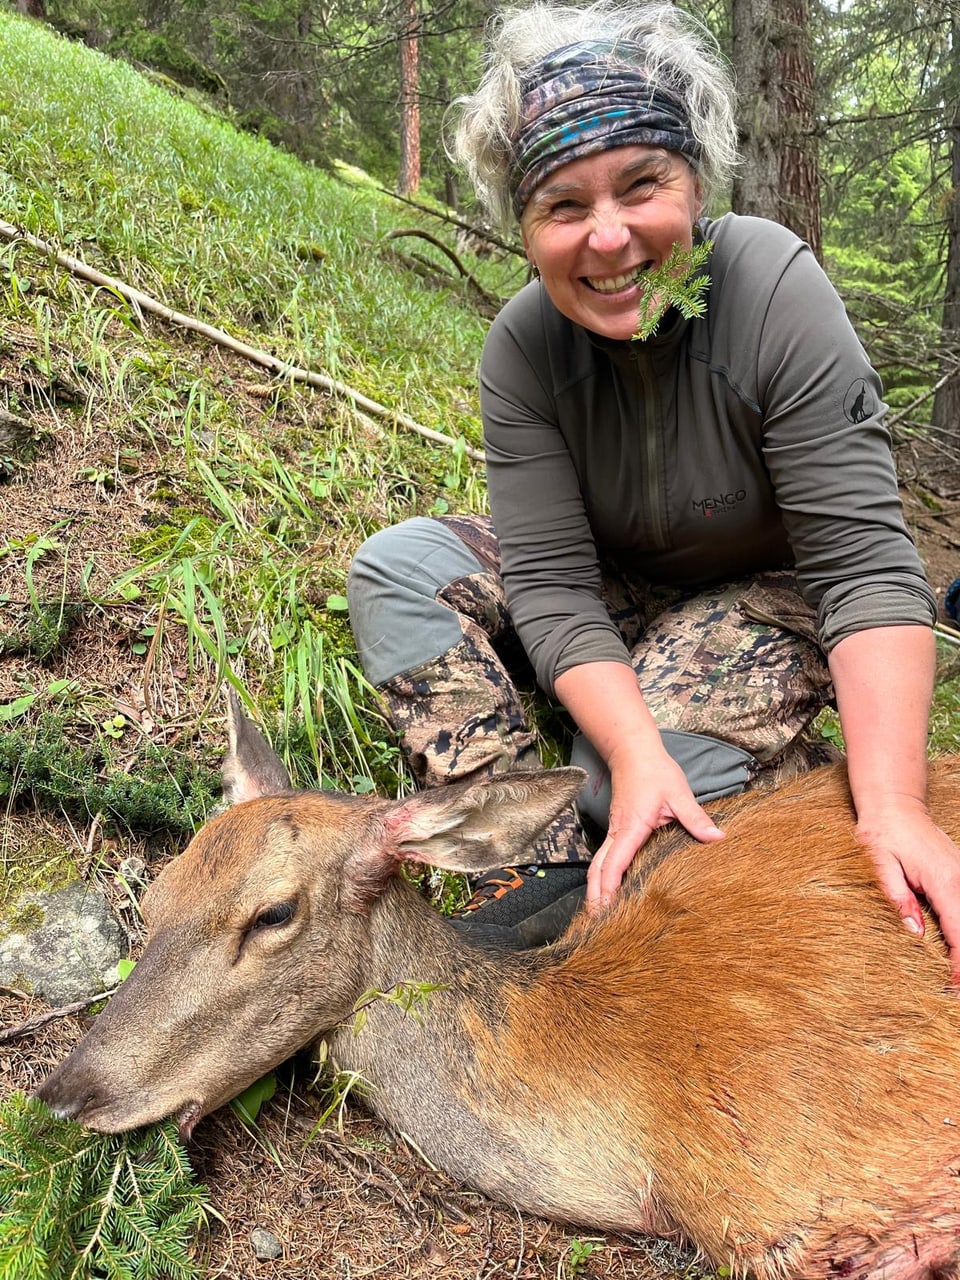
[633,347,669,550]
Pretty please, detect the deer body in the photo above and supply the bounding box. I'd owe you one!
[38,702,960,1280]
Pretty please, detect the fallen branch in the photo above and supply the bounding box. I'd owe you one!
[887,360,960,433]
[378,189,524,260]
[0,219,484,462]
[0,986,119,1044]
[384,227,503,315]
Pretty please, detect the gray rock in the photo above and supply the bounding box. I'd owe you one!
[0,880,125,1005]
[118,855,148,887]
[249,1227,283,1261]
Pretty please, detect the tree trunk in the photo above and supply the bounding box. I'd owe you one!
[732,0,822,261]
[932,16,960,481]
[397,0,421,196]
[15,0,46,16]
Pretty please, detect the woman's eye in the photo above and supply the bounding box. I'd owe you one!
[252,901,296,930]
[550,198,584,215]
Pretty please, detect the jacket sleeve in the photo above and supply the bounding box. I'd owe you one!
[480,288,633,695]
[755,246,937,650]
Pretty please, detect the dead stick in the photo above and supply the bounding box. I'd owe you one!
[0,986,119,1044]
[0,219,484,462]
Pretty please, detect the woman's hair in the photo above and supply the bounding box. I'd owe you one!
[449,0,739,231]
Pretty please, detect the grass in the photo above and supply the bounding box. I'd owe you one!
[0,4,509,819]
[0,13,514,435]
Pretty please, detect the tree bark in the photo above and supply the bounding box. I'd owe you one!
[732,0,822,261]
[932,15,960,476]
[397,0,422,195]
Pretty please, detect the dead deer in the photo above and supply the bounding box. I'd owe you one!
[38,697,960,1280]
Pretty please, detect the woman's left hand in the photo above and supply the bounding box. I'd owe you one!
[856,802,960,983]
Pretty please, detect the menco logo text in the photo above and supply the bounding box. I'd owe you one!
[693,489,747,515]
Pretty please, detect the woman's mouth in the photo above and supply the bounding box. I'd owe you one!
[585,263,655,294]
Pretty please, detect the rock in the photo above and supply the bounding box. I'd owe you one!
[0,880,125,1005]
[0,408,32,454]
[118,856,148,887]
[249,1227,283,1261]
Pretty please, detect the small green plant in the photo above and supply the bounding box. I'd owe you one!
[0,1093,210,1280]
[633,240,713,340]
[563,1237,600,1277]
[101,713,128,741]
[350,980,448,1035]
[229,1072,277,1126]
[0,711,220,835]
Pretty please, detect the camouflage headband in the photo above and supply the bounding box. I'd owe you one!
[510,40,701,220]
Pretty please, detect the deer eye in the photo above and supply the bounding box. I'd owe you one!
[252,901,296,931]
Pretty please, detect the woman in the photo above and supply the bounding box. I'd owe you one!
[348,0,960,967]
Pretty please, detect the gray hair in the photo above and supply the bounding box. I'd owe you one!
[449,0,739,231]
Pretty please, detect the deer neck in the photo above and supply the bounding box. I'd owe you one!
[322,881,657,1233]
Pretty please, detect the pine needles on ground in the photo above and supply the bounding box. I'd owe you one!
[0,1093,210,1280]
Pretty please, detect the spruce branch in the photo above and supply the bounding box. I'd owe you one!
[0,1093,210,1280]
[632,240,713,341]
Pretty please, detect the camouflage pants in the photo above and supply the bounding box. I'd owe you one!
[347,514,836,865]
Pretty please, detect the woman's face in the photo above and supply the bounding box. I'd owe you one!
[520,144,702,341]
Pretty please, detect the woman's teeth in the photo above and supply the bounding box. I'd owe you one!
[587,267,649,293]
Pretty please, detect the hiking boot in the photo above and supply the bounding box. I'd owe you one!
[448,862,589,950]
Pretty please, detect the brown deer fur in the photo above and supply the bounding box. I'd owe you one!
[38,701,960,1280]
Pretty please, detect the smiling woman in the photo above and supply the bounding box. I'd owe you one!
[519,145,701,340]
[344,0,957,968]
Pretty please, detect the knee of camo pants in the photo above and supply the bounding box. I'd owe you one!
[347,518,591,865]
[347,517,490,688]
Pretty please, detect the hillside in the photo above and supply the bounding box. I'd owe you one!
[0,10,958,1280]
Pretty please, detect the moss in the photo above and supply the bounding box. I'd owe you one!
[0,712,220,836]
[4,901,45,934]
[0,834,77,934]
[0,602,82,663]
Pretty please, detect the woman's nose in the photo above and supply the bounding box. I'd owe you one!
[588,207,631,255]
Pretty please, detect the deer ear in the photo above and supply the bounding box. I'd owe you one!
[377,768,586,874]
[221,689,292,804]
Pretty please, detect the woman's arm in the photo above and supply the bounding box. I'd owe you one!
[828,624,960,979]
[554,660,725,907]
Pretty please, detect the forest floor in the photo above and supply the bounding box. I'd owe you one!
[1,411,958,1278]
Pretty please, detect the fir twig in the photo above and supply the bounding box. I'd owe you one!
[0,1093,210,1280]
[633,240,713,341]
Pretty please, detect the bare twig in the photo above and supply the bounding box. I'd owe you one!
[378,189,524,259]
[314,1134,424,1229]
[0,984,33,1002]
[887,360,960,433]
[384,227,504,313]
[0,986,119,1044]
[0,219,484,462]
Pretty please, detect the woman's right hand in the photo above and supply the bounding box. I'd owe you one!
[553,660,725,908]
[586,746,725,909]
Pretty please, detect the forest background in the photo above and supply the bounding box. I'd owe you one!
[17,0,960,465]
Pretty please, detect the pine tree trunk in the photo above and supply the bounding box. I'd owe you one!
[397,0,421,196]
[732,0,822,261]
[932,19,960,482]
